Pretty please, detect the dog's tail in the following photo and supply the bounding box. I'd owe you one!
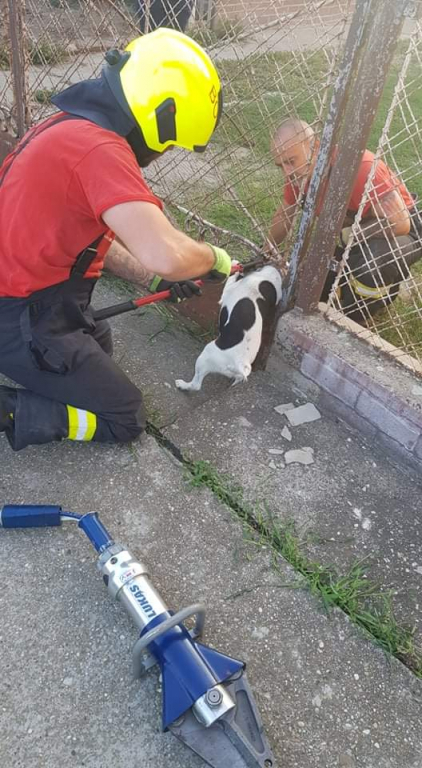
[231,362,252,386]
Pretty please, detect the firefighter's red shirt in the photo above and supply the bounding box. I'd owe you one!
[0,114,163,297]
[284,149,414,216]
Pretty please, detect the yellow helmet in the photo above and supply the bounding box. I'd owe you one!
[112,29,222,153]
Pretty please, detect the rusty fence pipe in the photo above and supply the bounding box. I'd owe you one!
[282,0,376,312]
[7,0,30,137]
[294,0,412,313]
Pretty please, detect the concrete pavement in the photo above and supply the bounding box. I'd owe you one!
[1,278,421,768]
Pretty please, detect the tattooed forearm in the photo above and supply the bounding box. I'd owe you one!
[103,239,153,288]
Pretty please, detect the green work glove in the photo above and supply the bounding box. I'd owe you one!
[202,243,232,282]
[338,226,353,249]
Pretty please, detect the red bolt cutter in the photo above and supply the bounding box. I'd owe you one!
[94,258,266,322]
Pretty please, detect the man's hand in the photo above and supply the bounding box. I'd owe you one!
[149,276,202,303]
[269,202,295,246]
[339,226,353,248]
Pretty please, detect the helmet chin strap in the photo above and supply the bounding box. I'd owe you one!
[126,126,163,167]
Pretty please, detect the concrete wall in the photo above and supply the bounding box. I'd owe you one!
[276,306,422,474]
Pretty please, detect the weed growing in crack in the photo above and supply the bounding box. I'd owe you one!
[184,457,422,677]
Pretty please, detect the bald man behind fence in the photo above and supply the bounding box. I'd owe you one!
[269,118,422,323]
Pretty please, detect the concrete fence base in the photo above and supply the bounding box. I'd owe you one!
[275,305,422,474]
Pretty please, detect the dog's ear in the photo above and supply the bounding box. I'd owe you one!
[256,280,278,324]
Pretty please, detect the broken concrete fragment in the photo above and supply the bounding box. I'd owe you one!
[269,458,285,470]
[281,426,292,442]
[268,449,284,455]
[237,416,253,428]
[285,447,315,466]
[285,403,321,427]
[274,402,295,415]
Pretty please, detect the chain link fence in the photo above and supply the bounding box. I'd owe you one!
[148,0,353,260]
[323,17,422,371]
[0,0,140,133]
[0,0,353,250]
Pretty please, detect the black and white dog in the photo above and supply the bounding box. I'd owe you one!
[175,265,282,391]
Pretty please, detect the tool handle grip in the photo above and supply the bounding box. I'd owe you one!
[0,504,62,528]
[93,300,137,321]
[93,281,204,322]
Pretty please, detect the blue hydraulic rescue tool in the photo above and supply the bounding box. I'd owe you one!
[0,504,275,768]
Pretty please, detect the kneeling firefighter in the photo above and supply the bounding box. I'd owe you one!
[0,29,231,451]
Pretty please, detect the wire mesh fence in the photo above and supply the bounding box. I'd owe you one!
[0,0,353,250]
[148,0,353,262]
[324,17,422,371]
[0,0,140,133]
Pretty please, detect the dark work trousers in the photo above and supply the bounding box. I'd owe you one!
[0,276,146,451]
[321,213,422,324]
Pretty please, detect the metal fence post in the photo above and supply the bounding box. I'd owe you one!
[292,0,411,313]
[195,0,215,27]
[282,0,376,311]
[7,0,30,138]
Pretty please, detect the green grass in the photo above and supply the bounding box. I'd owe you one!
[29,41,68,67]
[34,88,55,104]
[0,41,68,70]
[49,0,80,6]
[365,50,422,352]
[0,39,68,70]
[142,390,164,427]
[365,52,422,354]
[182,456,422,676]
[216,49,330,157]
[0,40,70,69]
[369,267,422,354]
[367,53,422,200]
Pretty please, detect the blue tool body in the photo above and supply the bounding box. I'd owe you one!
[142,615,244,729]
[0,504,275,768]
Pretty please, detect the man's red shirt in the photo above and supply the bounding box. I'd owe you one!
[284,149,414,216]
[0,114,163,297]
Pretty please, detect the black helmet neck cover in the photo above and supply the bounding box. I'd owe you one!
[51,52,157,166]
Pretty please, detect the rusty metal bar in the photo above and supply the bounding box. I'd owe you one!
[282,0,376,311]
[7,0,30,137]
[294,0,411,312]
